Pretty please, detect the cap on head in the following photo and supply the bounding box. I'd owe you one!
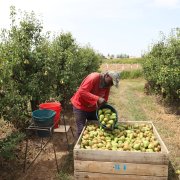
[107,71,120,88]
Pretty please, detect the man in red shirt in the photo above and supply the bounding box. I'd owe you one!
[71,71,120,138]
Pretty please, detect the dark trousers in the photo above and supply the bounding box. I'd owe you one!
[73,106,97,137]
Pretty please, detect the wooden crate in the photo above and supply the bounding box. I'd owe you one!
[74,121,169,180]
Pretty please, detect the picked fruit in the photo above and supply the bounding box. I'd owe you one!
[80,123,162,153]
[97,107,117,130]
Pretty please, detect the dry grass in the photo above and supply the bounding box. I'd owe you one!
[0,117,16,140]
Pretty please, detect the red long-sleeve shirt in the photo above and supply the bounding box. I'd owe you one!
[71,72,110,112]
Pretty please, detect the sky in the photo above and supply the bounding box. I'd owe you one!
[0,0,180,57]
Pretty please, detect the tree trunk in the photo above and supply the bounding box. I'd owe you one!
[30,99,39,111]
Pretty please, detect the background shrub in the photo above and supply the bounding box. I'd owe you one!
[142,28,180,102]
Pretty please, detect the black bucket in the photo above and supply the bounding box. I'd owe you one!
[96,104,118,131]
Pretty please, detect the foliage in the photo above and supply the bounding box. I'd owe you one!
[0,132,25,160]
[142,28,180,102]
[56,171,72,180]
[120,69,143,79]
[48,34,101,106]
[116,53,129,58]
[102,57,144,64]
[56,147,74,180]
[0,6,101,129]
[0,6,51,128]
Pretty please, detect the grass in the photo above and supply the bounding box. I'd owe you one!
[56,171,72,180]
[108,79,149,121]
[102,57,144,64]
[120,69,143,79]
[56,146,74,180]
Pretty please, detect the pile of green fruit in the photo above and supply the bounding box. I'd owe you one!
[98,108,117,129]
[80,123,161,152]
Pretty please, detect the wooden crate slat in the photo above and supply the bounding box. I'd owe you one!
[74,160,168,177]
[74,148,169,165]
[74,172,167,180]
[151,123,169,154]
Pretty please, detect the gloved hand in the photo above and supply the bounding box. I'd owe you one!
[97,97,106,106]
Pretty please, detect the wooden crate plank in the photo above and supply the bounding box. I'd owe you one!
[74,172,167,180]
[54,125,70,133]
[152,123,169,154]
[74,148,169,165]
[74,160,168,177]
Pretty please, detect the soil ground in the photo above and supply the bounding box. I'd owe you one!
[0,111,76,180]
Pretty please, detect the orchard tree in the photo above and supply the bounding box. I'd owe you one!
[0,6,52,128]
[143,28,180,102]
[49,33,101,107]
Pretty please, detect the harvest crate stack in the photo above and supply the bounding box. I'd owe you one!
[73,121,169,180]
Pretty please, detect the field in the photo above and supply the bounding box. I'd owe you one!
[102,58,144,64]
[0,76,179,180]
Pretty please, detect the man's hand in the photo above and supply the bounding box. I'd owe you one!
[98,97,106,106]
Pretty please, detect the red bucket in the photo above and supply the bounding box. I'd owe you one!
[39,102,62,128]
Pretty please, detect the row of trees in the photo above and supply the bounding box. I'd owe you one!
[106,53,130,59]
[142,28,180,102]
[0,6,102,129]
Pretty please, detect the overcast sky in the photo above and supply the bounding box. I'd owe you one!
[0,0,180,57]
